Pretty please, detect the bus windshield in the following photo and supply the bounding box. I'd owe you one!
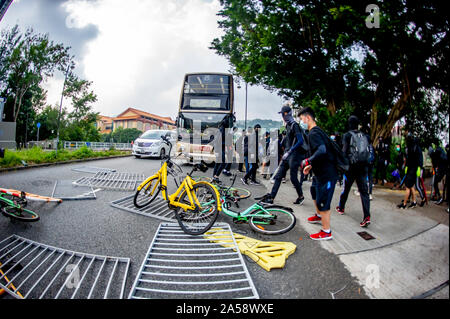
[181,74,231,111]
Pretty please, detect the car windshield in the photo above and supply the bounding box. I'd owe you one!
[140,131,167,140]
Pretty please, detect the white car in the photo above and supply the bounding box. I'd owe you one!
[132,130,176,159]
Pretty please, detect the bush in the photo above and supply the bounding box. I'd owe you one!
[0,145,130,169]
[0,149,23,168]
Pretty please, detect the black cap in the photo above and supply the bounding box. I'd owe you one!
[278,105,292,114]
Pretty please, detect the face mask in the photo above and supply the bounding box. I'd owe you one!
[396,147,400,152]
[300,121,308,130]
[330,135,336,141]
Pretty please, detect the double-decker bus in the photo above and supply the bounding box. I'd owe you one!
[176,73,235,163]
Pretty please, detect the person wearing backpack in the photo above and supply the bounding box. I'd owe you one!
[397,134,423,209]
[335,115,371,227]
[256,104,308,205]
[298,107,339,241]
[429,145,448,205]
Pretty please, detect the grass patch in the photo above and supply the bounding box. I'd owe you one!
[0,146,130,168]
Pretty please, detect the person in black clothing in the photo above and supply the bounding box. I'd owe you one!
[429,145,448,204]
[397,134,423,209]
[222,127,238,176]
[211,121,227,183]
[331,132,343,186]
[242,124,262,185]
[256,105,307,205]
[299,107,338,241]
[375,137,390,185]
[335,116,371,227]
[391,144,406,190]
[236,129,245,172]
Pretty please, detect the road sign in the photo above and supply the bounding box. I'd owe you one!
[37,122,41,128]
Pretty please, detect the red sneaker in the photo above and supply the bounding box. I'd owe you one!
[360,217,371,227]
[307,215,322,224]
[310,230,333,241]
[335,206,345,215]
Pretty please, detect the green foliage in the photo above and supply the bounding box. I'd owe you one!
[111,127,142,143]
[211,0,449,145]
[0,146,129,168]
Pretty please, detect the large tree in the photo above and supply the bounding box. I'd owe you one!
[211,0,449,145]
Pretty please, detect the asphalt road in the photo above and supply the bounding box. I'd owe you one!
[0,156,367,299]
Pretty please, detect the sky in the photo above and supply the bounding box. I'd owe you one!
[1,0,286,121]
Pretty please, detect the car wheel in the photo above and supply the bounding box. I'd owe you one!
[134,155,141,159]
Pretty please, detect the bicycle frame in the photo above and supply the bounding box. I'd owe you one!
[221,200,275,222]
[137,161,221,212]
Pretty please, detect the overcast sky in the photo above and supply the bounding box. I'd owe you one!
[1,0,286,121]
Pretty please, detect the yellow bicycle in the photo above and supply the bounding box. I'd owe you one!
[134,134,221,235]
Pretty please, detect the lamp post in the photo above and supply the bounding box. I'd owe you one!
[244,82,248,130]
[237,80,248,130]
[55,63,71,155]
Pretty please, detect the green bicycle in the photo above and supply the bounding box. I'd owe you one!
[193,176,252,201]
[0,191,40,222]
[219,175,296,235]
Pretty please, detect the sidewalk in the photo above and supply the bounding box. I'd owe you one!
[262,178,449,299]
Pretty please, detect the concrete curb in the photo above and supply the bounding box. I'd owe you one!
[0,154,132,174]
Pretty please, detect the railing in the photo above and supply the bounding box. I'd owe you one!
[63,141,132,150]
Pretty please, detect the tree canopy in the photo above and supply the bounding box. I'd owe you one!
[211,0,449,146]
[1,25,101,145]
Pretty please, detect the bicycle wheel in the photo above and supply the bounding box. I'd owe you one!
[175,183,219,235]
[228,187,251,200]
[133,176,161,208]
[248,206,296,235]
[1,206,40,222]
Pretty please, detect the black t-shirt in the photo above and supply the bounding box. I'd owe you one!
[308,126,338,183]
[406,143,422,170]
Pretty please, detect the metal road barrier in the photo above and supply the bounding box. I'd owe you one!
[0,235,130,299]
[71,166,117,174]
[63,141,132,150]
[110,195,176,222]
[73,172,145,191]
[128,223,259,299]
[51,180,97,201]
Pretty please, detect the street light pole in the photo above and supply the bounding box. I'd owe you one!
[245,82,248,130]
[55,63,71,155]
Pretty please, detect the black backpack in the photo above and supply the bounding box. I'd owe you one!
[314,127,349,174]
[348,131,371,165]
[288,122,309,154]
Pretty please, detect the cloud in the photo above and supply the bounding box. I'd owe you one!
[1,0,284,121]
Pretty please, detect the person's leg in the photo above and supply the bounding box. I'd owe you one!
[269,162,288,199]
[415,176,425,204]
[434,169,444,199]
[355,167,370,220]
[288,157,304,199]
[310,179,336,240]
[338,172,355,211]
[307,177,323,223]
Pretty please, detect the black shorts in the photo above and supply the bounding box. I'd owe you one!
[404,170,417,189]
[311,177,337,212]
